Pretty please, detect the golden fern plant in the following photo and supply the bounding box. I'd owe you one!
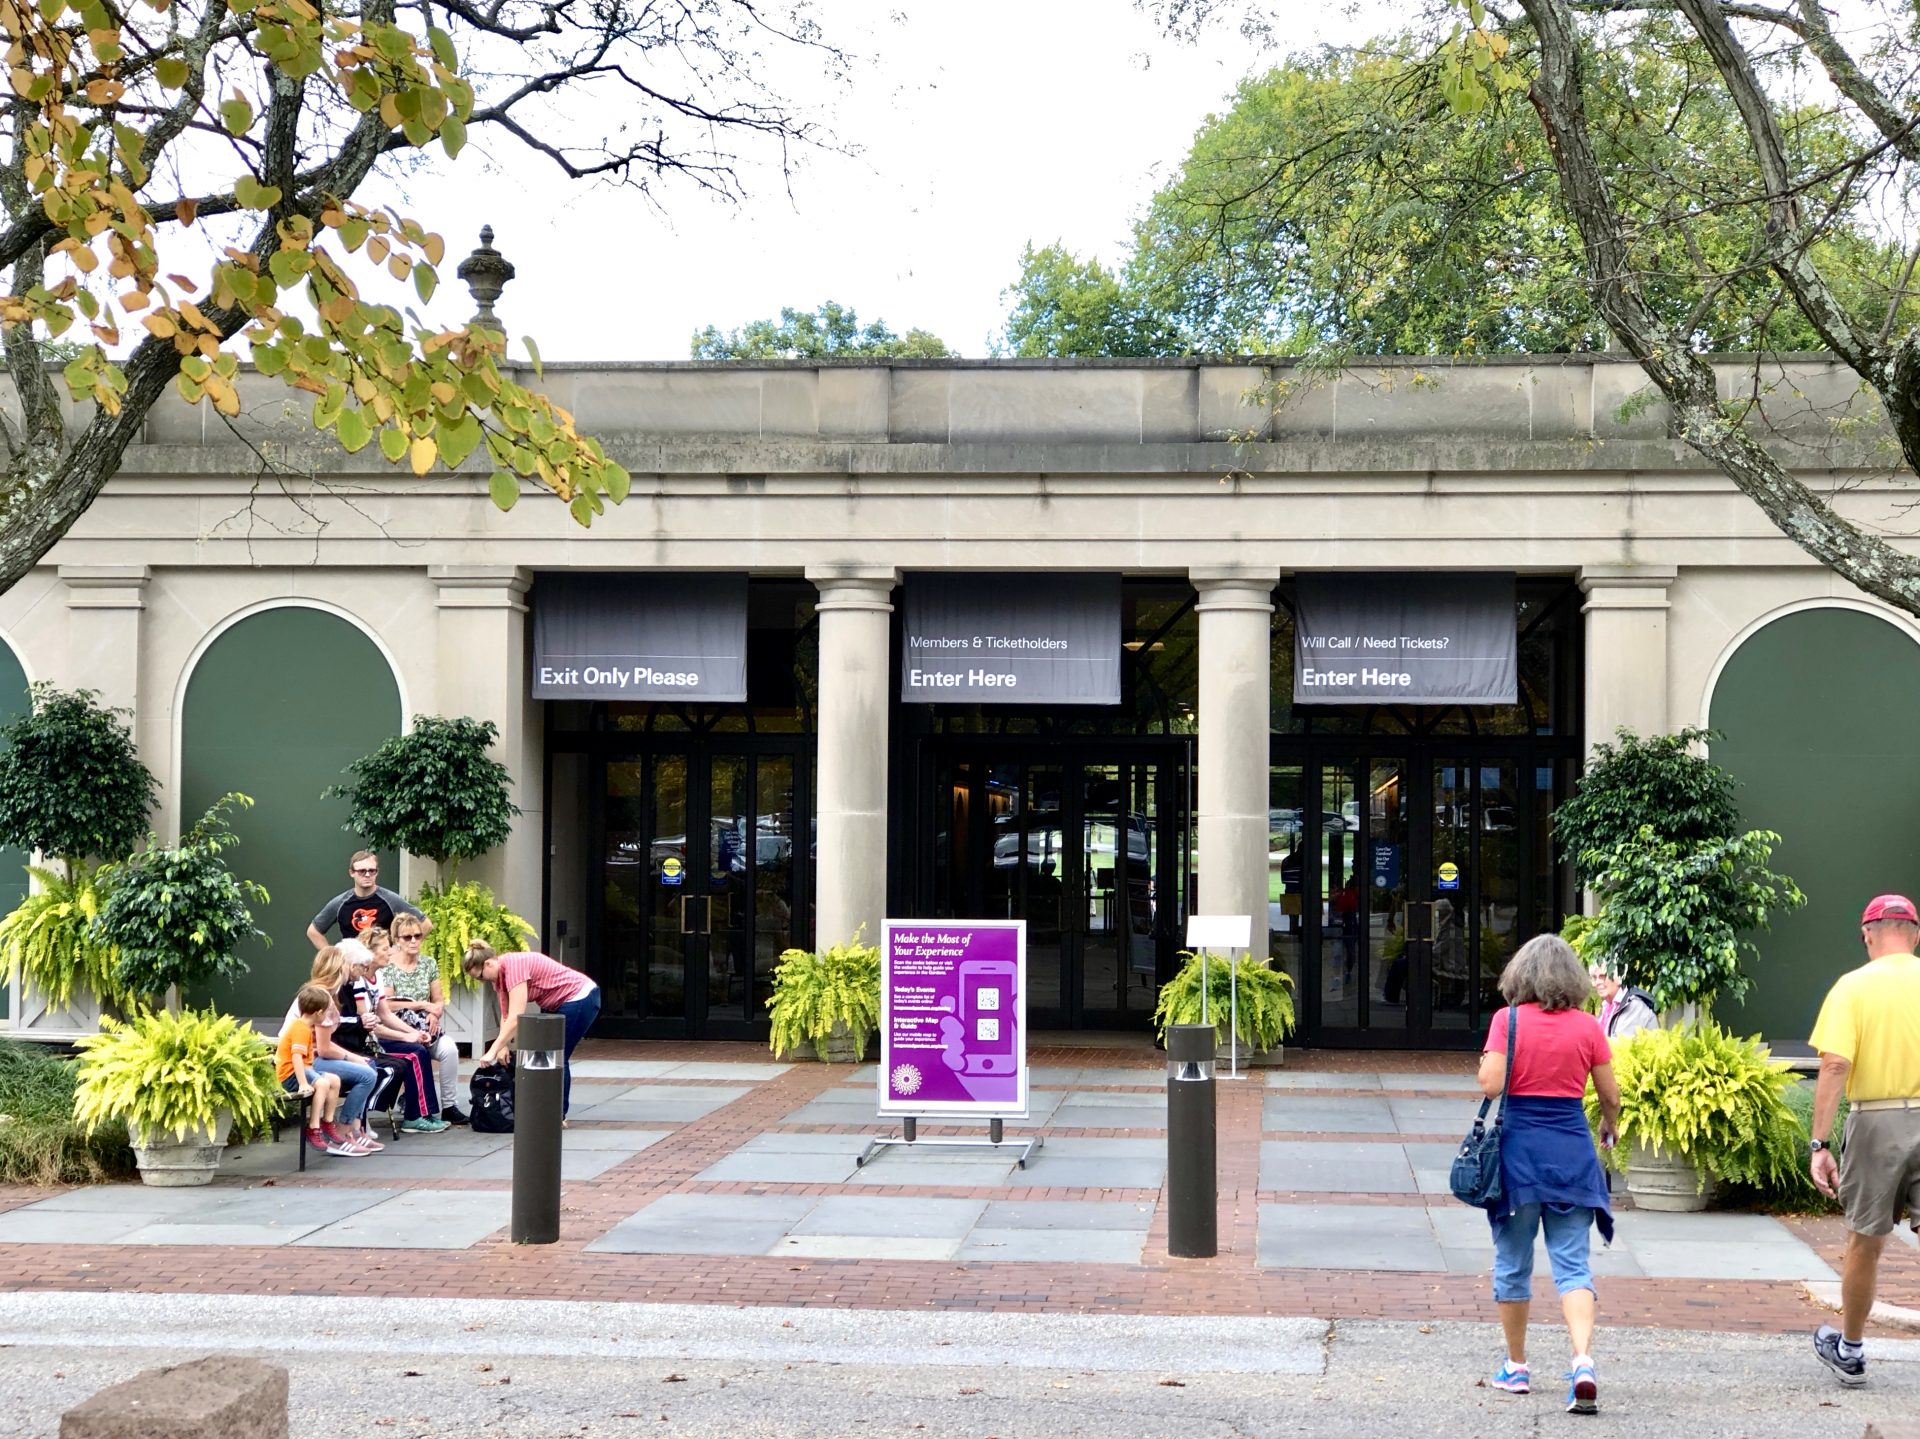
[0,865,128,1010]
[72,1006,281,1143]
[767,937,881,1060]
[416,879,537,990]
[1153,950,1296,1050]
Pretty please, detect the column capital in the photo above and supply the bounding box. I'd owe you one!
[1578,565,1677,610]
[808,567,897,612]
[59,565,149,609]
[430,565,530,610]
[1189,567,1279,612]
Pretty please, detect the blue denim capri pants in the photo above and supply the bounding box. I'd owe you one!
[1491,1202,1596,1303]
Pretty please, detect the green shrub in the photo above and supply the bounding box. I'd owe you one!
[1587,1020,1806,1194]
[1153,950,1295,1051]
[0,683,157,867]
[93,794,269,999]
[1554,727,1739,888]
[416,879,536,991]
[0,1038,135,1184]
[71,1007,281,1144]
[767,936,881,1060]
[327,716,520,879]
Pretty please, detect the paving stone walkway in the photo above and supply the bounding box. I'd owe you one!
[0,1038,1912,1336]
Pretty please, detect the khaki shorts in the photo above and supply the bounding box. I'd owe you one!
[1840,1108,1920,1237]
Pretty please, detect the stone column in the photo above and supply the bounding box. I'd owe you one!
[58,565,149,712]
[430,566,539,921]
[1191,569,1279,943]
[1578,566,1677,751]
[808,568,896,948]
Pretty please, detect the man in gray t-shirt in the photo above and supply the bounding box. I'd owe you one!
[307,849,429,948]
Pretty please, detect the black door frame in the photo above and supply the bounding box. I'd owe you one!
[571,732,812,1041]
[911,736,1193,1030]
[1279,733,1573,1050]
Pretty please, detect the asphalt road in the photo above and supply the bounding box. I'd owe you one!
[0,1293,1915,1437]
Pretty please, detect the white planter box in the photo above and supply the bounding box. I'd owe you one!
[2,974,104,1040]
[441,984,497,1055]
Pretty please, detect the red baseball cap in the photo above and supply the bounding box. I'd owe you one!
[1861,894,1918,924]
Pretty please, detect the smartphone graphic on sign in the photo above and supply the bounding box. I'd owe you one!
[958,958,1018,1074]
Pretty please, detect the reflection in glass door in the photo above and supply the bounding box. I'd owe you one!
[924,745,1188,1029]
[597,747,803,1038]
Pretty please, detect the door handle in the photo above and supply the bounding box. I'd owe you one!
[680,896,709,935]
[1404,901,1435,942]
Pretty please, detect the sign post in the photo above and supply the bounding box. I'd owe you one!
[1185,914,1253,1080]
[861,919,1041,1169]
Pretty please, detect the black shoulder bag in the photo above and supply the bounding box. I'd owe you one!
[1449,1005,1515,1207]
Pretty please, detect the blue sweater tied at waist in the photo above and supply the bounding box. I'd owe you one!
[1491,1094,1614,1245]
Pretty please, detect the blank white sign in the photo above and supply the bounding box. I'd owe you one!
[1185,914,1252,950]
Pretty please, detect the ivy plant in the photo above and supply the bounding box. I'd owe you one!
[0,683,157,869]
[328,716,519,881]
[92,794,269,999]
[1581,825,1804,1011]
[1554,727,1739,888]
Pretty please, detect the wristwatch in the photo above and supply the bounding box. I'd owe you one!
[1809,1138,1830,1152]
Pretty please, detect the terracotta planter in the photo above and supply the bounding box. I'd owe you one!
[128,1110,234,1187]
[1625,1139,1716,1212]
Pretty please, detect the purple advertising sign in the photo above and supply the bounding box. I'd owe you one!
[879,920,1027,1117]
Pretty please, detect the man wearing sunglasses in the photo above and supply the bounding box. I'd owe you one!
[307,850,431,949]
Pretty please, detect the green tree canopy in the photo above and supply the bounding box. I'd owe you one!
[0,684,156,866]
[691,302,954,360]
[328,715,518,876]
[1007,30,1905,359]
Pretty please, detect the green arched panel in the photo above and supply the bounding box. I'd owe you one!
[1711,607,1920,1043]
[180,607,401,1016]
[0,638,29,1019]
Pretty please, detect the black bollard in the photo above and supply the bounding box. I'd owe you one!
[511,1006,565,1244]
[1166,1023,1217,1258]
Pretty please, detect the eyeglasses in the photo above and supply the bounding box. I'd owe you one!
[396,934,422,943]
[351,866,378,876]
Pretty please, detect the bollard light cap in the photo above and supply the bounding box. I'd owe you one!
[1166,1025,1217,1064]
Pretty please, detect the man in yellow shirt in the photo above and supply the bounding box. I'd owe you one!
[1807,892,1920,1386]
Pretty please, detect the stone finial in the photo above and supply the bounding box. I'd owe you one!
[456,224,516,336]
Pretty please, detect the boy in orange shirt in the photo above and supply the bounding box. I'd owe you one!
[278,983,357,1157]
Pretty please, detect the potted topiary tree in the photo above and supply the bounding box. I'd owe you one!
[328,717,534,1053]
[767,935,881,1063]
[92,793,271,1006]
[0,685,157,1032]
[1153,951,1295,1066]
[71,1006,282,1186]
[1557,727,1805,1201]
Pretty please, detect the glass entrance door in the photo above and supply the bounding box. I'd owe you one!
[599,747,803,1038]
[1296,746,1545,1048]
[924,744,1188,1029]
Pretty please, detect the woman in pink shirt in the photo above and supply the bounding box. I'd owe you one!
[465,943,602,1116]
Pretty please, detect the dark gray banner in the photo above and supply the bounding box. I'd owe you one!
[902,573,1121,705]
[532,572,747,702]
[1294,572,1516,705]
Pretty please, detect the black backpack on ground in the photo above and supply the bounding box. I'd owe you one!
[469,1062,515,1133]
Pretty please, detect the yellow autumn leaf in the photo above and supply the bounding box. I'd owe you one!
[408,436,436,476]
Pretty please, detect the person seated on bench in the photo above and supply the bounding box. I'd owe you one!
[282,948,380,1153]
[277,984,357,1157]
[376,913,467,1125]
[353,927,447,1132]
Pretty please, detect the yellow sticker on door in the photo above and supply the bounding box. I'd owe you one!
[1436,861,1460,891]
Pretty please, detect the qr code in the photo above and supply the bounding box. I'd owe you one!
[976,1018,1000,1042]
[975,987,1000,1011]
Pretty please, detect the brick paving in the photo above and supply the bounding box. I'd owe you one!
[0,1038,1903,1337]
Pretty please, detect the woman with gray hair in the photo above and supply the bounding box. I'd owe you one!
[1478,933,1623,1415]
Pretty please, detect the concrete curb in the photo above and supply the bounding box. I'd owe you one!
[1801,1281,1920,1334]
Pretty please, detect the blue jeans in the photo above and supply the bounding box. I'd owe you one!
[555,988,601,1116]
[1492,1202,1596,1303]
[312,1058,376,1123]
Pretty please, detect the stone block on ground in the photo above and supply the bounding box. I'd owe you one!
[1863,1425,1920,1439]
[60,1355,287,1439]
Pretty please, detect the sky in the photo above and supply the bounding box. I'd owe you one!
[365,3,1395,362]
